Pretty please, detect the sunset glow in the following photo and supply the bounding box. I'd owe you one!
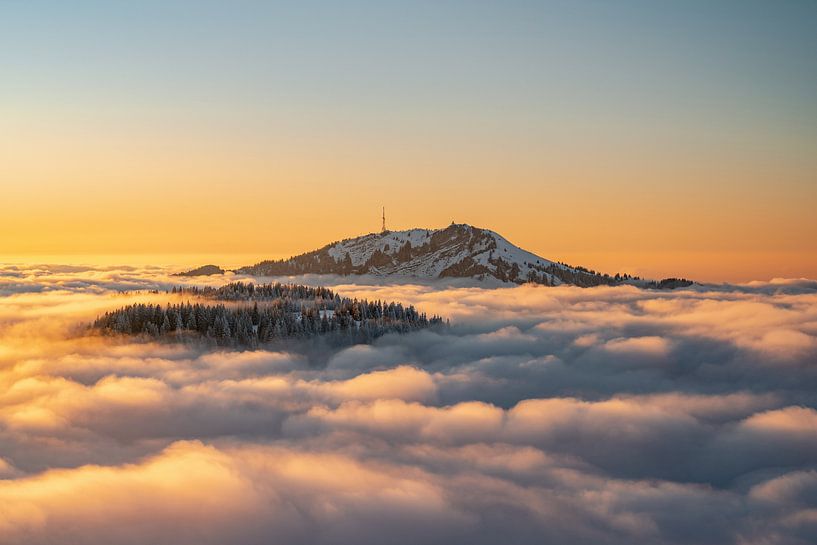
[2,2,816,281]
[2,2,816,544]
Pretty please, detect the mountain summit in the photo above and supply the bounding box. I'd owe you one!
[231,224,687,288]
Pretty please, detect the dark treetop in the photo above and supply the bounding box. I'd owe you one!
[92,282,444,348]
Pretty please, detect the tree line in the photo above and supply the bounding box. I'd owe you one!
[92,287,444,348]
[171,281,339,302]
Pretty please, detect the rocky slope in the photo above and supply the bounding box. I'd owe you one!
[234,224,665,287]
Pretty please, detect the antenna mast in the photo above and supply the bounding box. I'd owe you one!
[381,207,386,233]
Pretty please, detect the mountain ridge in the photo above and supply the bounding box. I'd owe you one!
[187,223,691,289]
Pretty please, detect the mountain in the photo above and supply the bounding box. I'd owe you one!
[234,224,686,288]
[174,264,225,277]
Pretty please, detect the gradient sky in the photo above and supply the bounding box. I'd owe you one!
[2,0,816,282]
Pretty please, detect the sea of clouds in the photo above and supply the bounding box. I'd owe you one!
[0,263,816,545]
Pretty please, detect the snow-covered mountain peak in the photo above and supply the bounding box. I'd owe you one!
[236,223,627,286]
[322,224,553,278]
[191,223,691,288]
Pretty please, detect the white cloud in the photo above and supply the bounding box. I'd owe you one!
[0,264,816,544]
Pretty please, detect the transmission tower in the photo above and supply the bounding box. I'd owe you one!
[381,207,386,233]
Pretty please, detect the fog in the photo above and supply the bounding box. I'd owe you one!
[1,263,815,544]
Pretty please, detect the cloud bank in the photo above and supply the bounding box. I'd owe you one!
[0,264,816,544]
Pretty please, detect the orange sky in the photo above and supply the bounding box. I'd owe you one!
[2,131,815,282]
[2,2,815,283]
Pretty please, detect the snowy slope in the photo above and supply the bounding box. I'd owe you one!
[325,225,555,278]
[235,223,629,287]
[190,224,692,288]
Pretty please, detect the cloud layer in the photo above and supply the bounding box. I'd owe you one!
[1,264,816,544]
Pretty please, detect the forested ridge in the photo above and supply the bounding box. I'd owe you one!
[92,282,444,348]
[170,281,339,301]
